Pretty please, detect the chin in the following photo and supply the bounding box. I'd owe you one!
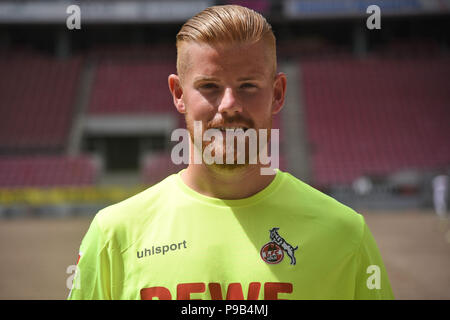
[208,162,249,172]
[208,142,257,165]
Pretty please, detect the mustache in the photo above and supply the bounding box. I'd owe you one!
[207,116,254,129]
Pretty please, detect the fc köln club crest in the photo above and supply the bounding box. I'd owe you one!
[260,228,298,265]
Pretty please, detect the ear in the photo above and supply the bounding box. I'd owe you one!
[168,74,186,114]
[271,72,287,115]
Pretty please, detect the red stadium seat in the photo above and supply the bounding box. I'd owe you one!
[301,54,450,187]
[0,155,100,188]
[0,50,83,152]
[87,46,177,115]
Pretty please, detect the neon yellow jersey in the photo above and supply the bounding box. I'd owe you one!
[68,170,394,300]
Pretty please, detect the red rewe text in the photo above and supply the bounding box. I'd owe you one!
[140,282,293,300]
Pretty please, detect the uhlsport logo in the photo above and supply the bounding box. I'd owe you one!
[260,228,298,265]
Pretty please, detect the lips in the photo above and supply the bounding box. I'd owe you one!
[214,126,249,132]
[209,123,251,132]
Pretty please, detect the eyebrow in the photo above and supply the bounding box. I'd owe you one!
[193,74,265,83]
[193,76,220,83]
[237,76,264,81]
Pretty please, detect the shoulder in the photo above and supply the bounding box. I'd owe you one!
[279,170,365,247]
[92,173,179,250]
[98,174,176,219]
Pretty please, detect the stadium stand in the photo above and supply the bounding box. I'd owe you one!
[0,155,100,188]
[301,53,450,187]
[1,43,447,193]
[87,45,177,115]
[0,49,83,153]
[142,153,186,185]
[88,60,176,114]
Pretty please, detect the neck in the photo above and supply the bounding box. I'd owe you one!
[181,163,276,200]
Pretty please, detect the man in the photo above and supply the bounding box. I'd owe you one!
[432,173,448,220]
[68,5,394,300]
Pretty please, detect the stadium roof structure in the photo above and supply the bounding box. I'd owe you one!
[284,0,450,19]
[0,0,213,24]
[0,0,448,24]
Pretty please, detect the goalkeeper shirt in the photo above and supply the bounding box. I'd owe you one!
[68,169,394,300]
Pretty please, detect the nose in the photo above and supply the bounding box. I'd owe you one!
[218,87,242,115]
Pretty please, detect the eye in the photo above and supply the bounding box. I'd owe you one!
[200,83,219,90]
[240,83,258,89]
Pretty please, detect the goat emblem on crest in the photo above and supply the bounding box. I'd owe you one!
[260,228,298,265]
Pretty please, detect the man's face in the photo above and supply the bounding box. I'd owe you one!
[170,40,286,170]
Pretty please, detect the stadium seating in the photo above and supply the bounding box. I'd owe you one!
[2,45,447,191]
[88,60,176,114]
[0,155,100,188]
[0,50,82,152]
[141,153,186,185]
[301,54,450,187]
[88,45,177,115]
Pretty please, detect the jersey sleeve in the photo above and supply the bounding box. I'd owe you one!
[67,215,112,300]
[354,217,395,300]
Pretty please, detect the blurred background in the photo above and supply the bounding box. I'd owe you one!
[0,0,449,299]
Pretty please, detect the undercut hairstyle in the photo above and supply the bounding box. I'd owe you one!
[176,5,277,80]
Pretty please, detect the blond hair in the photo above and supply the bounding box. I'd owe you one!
[176,5,277,79]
